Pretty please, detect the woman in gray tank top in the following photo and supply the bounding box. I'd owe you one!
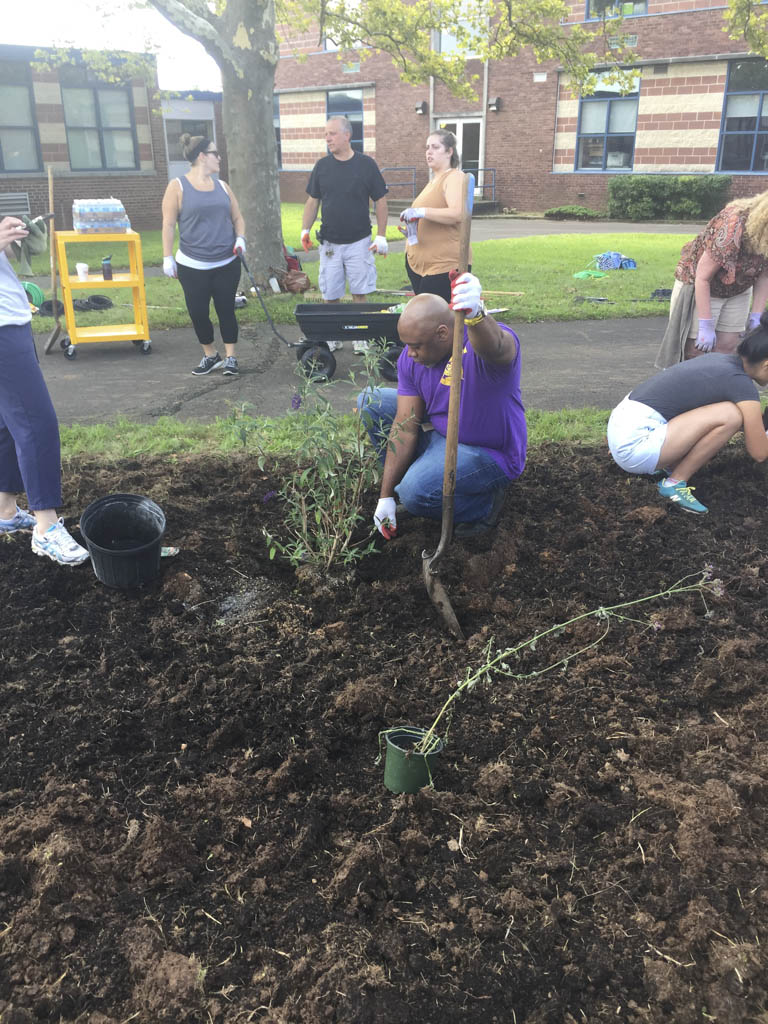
[161,133,246,377]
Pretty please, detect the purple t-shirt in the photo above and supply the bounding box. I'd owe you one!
[396,323,527,480]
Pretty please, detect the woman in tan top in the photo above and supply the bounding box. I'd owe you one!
[400,130,470,302]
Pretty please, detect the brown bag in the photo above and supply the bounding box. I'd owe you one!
[270,266,311,294]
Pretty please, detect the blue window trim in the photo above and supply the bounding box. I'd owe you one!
[574,91,639,172]
[716,60,768,175]
[584,0,647,22]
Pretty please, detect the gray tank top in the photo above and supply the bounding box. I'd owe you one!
[177,177,235,263]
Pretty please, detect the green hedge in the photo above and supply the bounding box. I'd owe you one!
[544,205,603,220]
[606,175,732,221]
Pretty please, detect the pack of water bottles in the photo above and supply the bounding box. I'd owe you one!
[72,198,131,234]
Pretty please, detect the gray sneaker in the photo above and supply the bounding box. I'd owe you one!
[192,353,223,375]
[222,356,239,376]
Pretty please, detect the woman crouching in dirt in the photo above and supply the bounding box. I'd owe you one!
[608,314,768,516]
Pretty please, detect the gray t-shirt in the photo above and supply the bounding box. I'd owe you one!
[1,251,32,325]
[630,353,759,420]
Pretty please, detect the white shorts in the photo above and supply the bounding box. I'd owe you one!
[672,278,753,337]
[318,235,376,300]
[607,395,668,475]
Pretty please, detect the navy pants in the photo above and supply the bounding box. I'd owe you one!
[0,322,62,509]
[177,258,241,347]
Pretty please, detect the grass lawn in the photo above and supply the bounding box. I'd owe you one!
[22,204,403,276]
[26,232,688,334]
[59,405,613,463]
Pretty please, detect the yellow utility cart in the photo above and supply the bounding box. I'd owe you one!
[54,229,151,359]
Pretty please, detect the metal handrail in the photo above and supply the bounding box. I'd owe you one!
[470,168,496,203]
[381,166,417,196]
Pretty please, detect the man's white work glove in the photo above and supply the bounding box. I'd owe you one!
[450,272,483,320]
[163,256,177,278]
[233,236,246,256]
[300,229,312,253]
[695,318,716,352]
[399,207,425,222]
[374,497,397,539]
[747,311,763,332]
[370,235,388,256]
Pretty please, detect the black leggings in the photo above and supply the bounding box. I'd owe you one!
[177,258,241,346]
[405,255,471,304]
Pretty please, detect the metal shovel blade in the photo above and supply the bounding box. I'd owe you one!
[423,550,465,642]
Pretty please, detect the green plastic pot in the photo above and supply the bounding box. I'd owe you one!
[381,727,444,794]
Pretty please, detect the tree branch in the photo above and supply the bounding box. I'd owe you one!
[146,0,243,72]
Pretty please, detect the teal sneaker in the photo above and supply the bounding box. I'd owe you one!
[657,479,708,515]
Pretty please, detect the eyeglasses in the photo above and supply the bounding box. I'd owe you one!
[204,149,220,158]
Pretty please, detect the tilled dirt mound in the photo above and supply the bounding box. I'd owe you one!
[2,447,768,1023]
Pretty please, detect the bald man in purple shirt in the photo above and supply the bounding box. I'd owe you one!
[358,272,527,538]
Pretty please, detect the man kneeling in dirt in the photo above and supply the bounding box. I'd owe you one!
[358,272,527,538]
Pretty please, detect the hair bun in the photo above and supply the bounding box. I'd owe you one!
[179,133,192,146]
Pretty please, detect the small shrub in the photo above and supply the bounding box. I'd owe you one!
[607,174,732,221]
[544,205,603,220]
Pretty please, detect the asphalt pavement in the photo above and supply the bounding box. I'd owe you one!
[34,215,687,426]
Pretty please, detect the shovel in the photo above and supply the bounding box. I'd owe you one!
[422,171,474,642]
[44,167,62,354]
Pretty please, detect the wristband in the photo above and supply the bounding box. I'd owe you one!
[464,302,486,327]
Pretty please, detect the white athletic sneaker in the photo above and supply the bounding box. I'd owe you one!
[31,519,90,565]
[353,340,370,354]
[0,506,36,533]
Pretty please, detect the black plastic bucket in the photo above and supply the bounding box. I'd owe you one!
[79,493,166,589]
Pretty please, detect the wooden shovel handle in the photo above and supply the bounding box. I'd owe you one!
[440,173,472,517]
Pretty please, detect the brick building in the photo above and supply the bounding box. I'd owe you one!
[0,44,168,230]
[274,0,768,211]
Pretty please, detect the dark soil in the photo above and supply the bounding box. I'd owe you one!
[2,447,768,1023]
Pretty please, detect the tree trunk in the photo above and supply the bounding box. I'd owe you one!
[218,0,285,286]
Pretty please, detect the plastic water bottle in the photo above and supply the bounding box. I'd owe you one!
[405,218,419,245]
[102,256,113,280]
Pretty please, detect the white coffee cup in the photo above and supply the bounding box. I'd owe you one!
[76,262,89,281]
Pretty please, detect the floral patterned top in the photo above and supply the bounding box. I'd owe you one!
[675,204,768,298]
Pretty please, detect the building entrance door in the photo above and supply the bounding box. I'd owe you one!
[437,118,483,190]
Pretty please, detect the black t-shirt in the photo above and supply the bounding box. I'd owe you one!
[306,152,388,245]
[630,353,759,420]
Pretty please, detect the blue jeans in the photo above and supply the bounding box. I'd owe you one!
[357,387,508,523]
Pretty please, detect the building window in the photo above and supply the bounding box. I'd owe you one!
[718,59,768,173]
[326,89,363,152]
[575,75,639,171]
[0,82,41,172]
[62,86,138,171]
[586,0,647,19]
[273,94,281,169]
[165,118,214,162]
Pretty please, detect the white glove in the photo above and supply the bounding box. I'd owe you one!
[370,235,388,256]
[373,497,397,538]
[163,256,177,278]
[695,318,716,352]
[234,236,246,255]
[399,207,425,222]
[450,272,483,319]
[747,311,763,331]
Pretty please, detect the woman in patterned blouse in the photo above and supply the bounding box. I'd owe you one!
[669,191,768,361]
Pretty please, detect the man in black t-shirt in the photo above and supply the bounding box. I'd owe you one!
[301,116,389,308]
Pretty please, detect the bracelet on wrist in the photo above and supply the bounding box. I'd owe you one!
[464,302,486,327]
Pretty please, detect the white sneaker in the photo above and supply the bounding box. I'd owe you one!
[31,518,90,565]
[353,340,369,354]
[326,340,343,352]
